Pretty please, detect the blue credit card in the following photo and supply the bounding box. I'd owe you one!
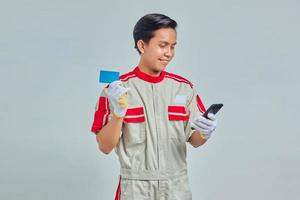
[99,70,120,83]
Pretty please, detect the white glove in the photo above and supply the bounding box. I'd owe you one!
[106,80,130,118]
[190,113,217,140]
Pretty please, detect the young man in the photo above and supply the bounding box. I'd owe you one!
[91,13,218,200]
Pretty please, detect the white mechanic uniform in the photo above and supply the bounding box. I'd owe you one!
[91,66,207,200]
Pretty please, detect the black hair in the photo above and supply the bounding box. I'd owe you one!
[133,13,177,54]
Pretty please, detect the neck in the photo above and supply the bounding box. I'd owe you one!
[138,62,161,77]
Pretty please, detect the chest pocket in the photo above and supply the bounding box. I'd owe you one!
[168,105,189,139]
[122,107,146,143]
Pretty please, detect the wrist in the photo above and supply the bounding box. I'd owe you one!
[113,112,125,120]
[199,131,210,140]
[112,106,127,119]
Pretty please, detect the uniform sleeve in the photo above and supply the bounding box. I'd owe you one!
[184,86,207,141]
[90,87,113,134]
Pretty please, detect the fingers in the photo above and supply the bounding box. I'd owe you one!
[191,113,218,139]
[192,113,218,133]
[196,115,215,126]
[195,121,211,130]
[119,87,130,96]
[107,82,130,99]
[190,122,210,134]
[109,80,122,87]
[109,81,130,93]
[207,113,216,121]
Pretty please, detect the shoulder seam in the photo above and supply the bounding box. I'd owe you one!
[119,71,137,82]
[164,72,193,88]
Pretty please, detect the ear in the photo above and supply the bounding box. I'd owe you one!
[137,40,146,54]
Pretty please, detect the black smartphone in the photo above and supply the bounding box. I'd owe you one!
[202,104,223,119]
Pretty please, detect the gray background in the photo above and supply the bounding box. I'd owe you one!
[1,0,299,199]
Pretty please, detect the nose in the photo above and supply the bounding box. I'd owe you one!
[164,47,173,58]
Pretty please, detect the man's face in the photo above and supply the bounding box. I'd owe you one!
[140,28,177,73]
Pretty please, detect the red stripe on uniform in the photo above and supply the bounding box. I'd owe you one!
[120,74,136,82]
[120,71,136,82]
[165,75,192,87]
[91,97,109,134]
[125,107,144,115]
[168,114,189,121]
[168,105,186,114]
[164,72,193,88]
[124,107,145,123]
[124,116,145,123]
[168,106,189,121]
[196,95,206,113]
[114,176,121,200]
[103,98,110,125]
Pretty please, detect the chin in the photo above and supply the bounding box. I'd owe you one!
[150,63,167,74]
[158,64,167,71]
[161,65,167,71]
[154,67,165,73]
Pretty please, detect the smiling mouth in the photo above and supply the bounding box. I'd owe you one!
[159,59,170,64]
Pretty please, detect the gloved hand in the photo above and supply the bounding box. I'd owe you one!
[106,80,130,118]
[190,113,217,140]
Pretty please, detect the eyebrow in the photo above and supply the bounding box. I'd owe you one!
[159,41,177,45]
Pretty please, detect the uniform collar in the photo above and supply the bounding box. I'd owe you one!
[133,66,166,83]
